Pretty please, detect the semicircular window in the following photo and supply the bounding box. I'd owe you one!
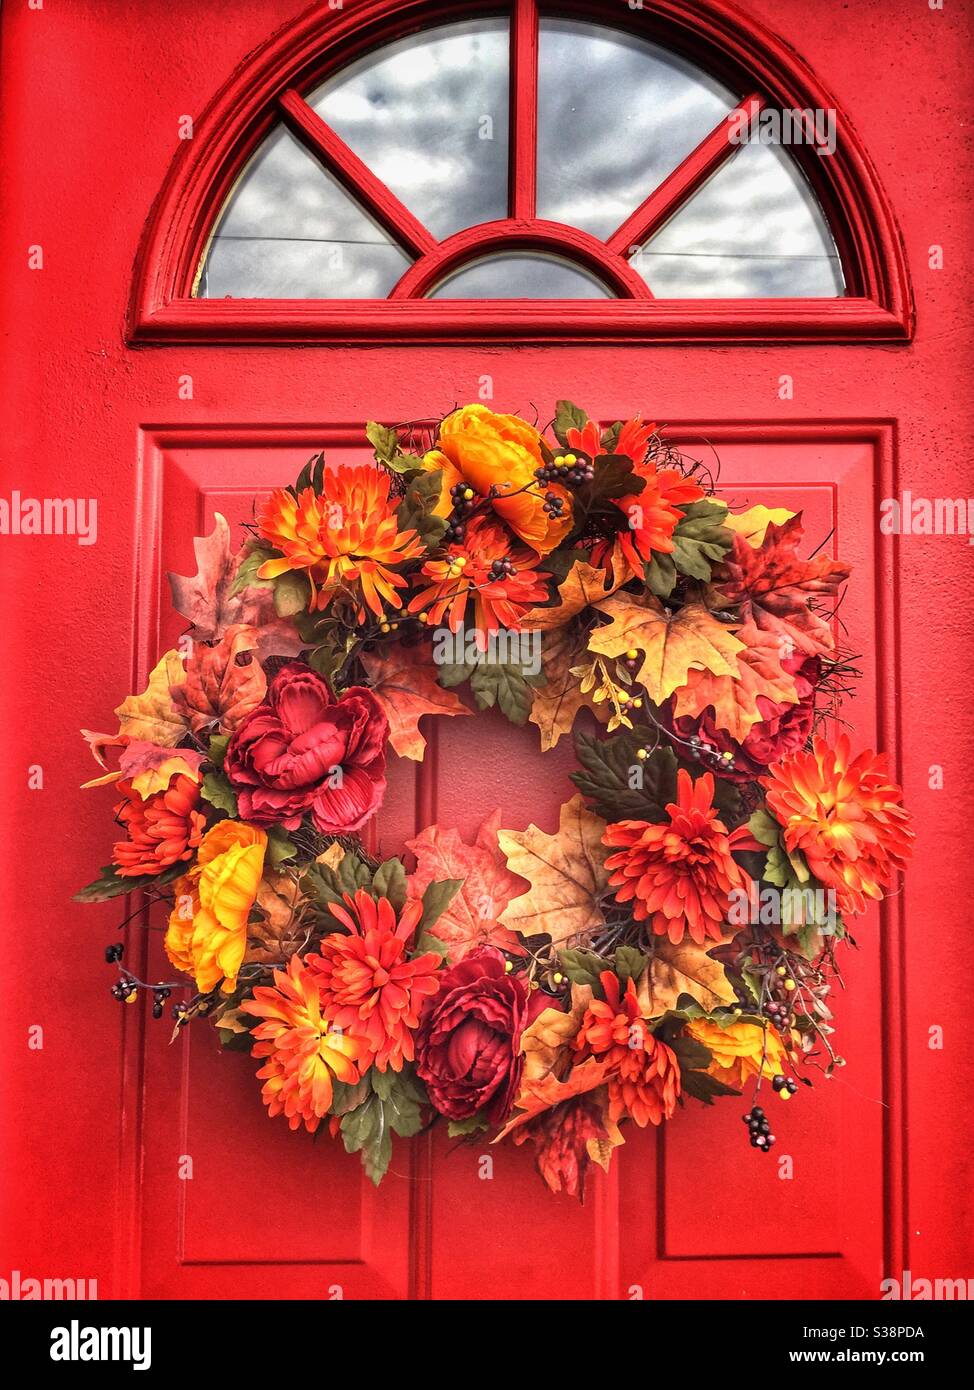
[196,8,846,301]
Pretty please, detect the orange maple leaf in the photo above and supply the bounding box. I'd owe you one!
[405,811,524,961]
[671,619,800,741]
[520,554,627,632]
[172,622,268,735]
[714,514,850,657]
[587,593,744,705]
[361,641,472,761]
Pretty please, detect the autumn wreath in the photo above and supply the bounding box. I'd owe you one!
[78,403,914,1196]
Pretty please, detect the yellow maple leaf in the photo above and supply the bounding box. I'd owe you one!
[725,505,796,547]
[521,553,627,632]
[587,593,744,705]
[528,626,607,751]
[520,982,594,1084]
[636,938,737,1017]
[114,651,190,746]
[498,794,609,944]
[671,619,800,741]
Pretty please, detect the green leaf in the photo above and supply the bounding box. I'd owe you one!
[397,468,448,546]
[447,1114,488,1138]
[74,862,183,904]
[329,1076,371,1117]
[305,850,375,911]
[372,857,408,912]
[553,399,590,447]
[200,771,238,817]
[557,948,609,992]
[571,729,677,821]
[273,570,310,617]
[415,930,450,959]
[667,499,733,582]
[293,451,326,496]
[265,826,297,866]
[340,1095,392,1186]
[207,733,230,768]
[646,551,679,599]
[230,545,275,595]
[469,660,545,725]
[748,807,782,848]
[666,1033,740,1106]
[613,946,648,987]
[419,878,464,933]
[366,420,399,462]
[308,641,345,684]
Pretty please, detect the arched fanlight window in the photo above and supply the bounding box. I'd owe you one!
[133,0,911,340]
[196,11,843,302]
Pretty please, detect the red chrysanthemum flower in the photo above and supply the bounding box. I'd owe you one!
[592,461,706,578]
[566,415,657,467]
[761,734,914,915]
[112,773,206,877]
[249,954,365,1134]
[307,890,442,1073]
[603,769,755,945]
[572,972,681,1127]
[407,515,550,647]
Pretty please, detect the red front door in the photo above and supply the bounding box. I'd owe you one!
[2,0,971,1301]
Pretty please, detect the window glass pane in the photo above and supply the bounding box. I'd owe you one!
[630,140,845,297]
[309,19,509,242]
[428,252,612,298]
[537,18,737,241]
[198,128,411,298]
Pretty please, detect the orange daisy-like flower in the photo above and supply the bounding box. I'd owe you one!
[256,465,425,618]
[566,414,657,467]
[761,734,914,915]
[407,515,550,645]
[572,972,681,1127]
[112,773,205,878]
[307,890,442,1073]
[249,954,365,1134]
[603,770,756,946]
[593,460,706,578]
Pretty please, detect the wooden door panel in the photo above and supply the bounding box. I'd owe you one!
[133,423,891,1299]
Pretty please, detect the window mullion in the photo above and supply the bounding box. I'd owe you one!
[509,0,539,221]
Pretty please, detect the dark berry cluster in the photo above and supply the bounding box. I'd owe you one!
[534,452,595,487]
[686,732,736,772]
[764,965,797,1028]
[773,1073,799,1097]
[151,986,172,1020]
[742,1106,776,1151]
[110,980,138,1003]
[444,481,478,542]
[489,556,516,582]
[542,490,567,518]
[104,942,124,963]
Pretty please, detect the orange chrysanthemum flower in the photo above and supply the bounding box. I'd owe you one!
[256,466,425,618]
[684,1017,791,1089]
[603,770,755,946]
[249,954,365,1134]
[572,972,680,1127]
[112,773,205,877]
[761,734,914,915]
[407,515,550,645]
[307,890,442,1073]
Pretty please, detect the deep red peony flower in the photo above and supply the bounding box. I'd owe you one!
[669,654,821,783]
[224,663,388,834]
[415,946,541,1123]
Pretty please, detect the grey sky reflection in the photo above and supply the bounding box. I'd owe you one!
[198,17,844,301]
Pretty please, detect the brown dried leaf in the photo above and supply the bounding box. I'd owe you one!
[498,794,609,945]
[636,938,736,1017]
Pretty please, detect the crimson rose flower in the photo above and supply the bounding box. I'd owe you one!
[668,654,820,783]
[224,663,388,834]
[416,946,539,1124]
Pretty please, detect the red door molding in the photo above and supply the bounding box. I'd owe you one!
[128,0,914,344]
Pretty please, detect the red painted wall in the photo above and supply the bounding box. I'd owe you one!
[1,0,972,1297]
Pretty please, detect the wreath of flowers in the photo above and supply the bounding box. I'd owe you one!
[78,402,914,1197]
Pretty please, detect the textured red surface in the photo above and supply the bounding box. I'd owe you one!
[1,0,972,1300]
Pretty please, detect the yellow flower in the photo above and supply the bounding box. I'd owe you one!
[427,404,572,555]
[684,1018,790,1088]
[164,821,267,994]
